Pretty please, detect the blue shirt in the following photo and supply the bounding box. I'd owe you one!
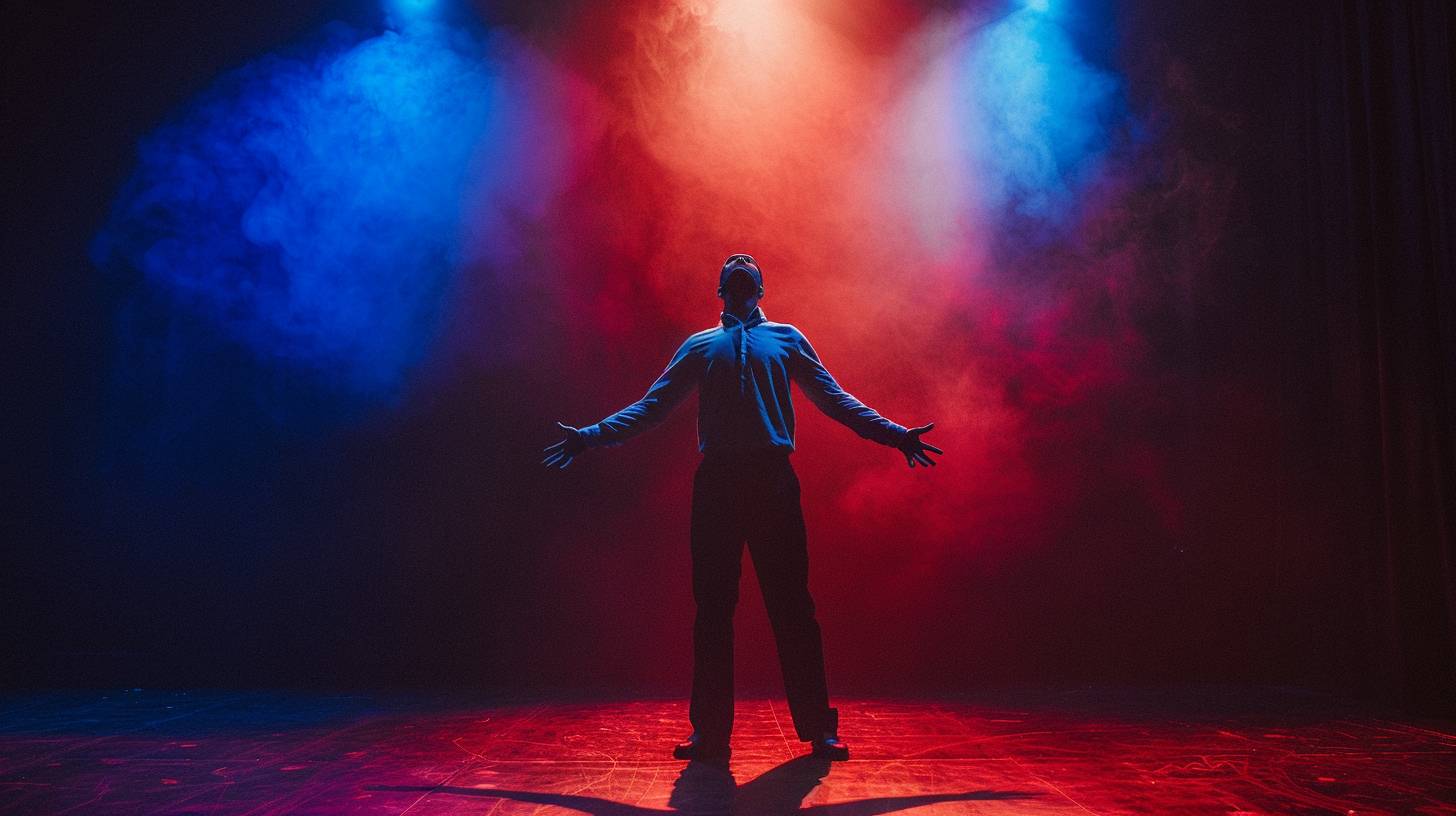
[579,306,909,456]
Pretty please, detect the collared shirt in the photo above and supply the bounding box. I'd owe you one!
[579,306,908,456]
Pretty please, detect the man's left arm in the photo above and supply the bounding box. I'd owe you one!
[788,328,943,467]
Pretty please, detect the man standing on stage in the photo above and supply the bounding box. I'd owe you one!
[542,253,943,765]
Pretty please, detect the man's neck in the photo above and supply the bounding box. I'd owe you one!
[723,302,758,322]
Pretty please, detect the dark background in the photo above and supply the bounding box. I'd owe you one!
[5,0,1452,714]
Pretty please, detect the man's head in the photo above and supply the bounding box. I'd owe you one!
[718,253,764,304]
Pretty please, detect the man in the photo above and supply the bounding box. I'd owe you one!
[542,253,943,765]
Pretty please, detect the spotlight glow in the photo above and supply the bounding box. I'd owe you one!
[392,0,438,15]
[385,0,443,34]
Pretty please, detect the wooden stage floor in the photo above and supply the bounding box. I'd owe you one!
[0,688,1451,814]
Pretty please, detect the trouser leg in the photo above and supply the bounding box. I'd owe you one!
[746,458,836,741]
[688,461,744,745]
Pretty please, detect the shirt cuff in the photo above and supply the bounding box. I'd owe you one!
[577,424,602,447]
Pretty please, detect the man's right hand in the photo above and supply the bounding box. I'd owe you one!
[542,421,586,469]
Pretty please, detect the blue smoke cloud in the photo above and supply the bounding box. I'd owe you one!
[958,8,1125,225]
[92,20,561,397]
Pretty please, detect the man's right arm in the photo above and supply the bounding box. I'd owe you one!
[577,335,703,448]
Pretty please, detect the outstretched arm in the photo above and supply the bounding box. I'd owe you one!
[788,329,944,468]
[542,337,702,469]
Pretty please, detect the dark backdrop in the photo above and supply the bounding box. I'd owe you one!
[5,0,1452,713]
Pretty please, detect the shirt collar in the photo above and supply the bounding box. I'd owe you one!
[720,305,767,330]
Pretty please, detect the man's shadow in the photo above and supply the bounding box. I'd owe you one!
[367,753,1041,815]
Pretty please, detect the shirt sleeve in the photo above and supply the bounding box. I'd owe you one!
[578,336,703,448]
[788,328,909,448]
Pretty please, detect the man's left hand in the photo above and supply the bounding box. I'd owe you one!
[542,421,586,469]
[898,422,944,468]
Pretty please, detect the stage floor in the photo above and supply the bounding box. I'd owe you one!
[0,688,1451,814]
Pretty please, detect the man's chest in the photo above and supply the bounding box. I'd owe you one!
[700,330,796,379]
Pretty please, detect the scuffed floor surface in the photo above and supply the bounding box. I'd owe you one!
[0,689,1452,814]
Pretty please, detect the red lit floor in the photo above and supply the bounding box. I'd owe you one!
[0,689,1452,814]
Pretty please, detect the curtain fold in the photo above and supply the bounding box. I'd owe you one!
[1299,0,1455,711]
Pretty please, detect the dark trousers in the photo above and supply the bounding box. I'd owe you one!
[688,450,838,744]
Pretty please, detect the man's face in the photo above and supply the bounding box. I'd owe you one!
[720,261,761,302]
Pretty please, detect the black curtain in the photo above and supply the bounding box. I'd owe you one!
[1293,0,1455,712]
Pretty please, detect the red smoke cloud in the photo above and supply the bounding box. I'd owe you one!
[428,0,1236,690]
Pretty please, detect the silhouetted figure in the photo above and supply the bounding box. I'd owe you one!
[544,254,943,764]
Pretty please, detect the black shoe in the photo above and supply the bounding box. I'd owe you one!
[672,733,730,765]
[811,734,849,761]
